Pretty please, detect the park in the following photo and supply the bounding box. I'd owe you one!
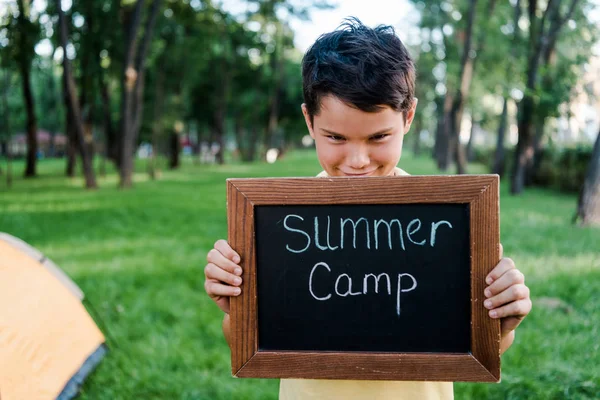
[1,0,599,399]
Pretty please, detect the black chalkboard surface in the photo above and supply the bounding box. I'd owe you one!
[227,175,501,382]
[255,204,471,353]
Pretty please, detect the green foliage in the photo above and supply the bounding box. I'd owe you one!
[534,144,594,192]
[408,0,599,174]
[0,0,42,70]
[2,0,598,174]
[472,144,593,193]
[0,69,24,136]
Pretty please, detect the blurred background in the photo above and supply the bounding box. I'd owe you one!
[0,0,599,399]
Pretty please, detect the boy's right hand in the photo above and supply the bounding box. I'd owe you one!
[204,239,243,314]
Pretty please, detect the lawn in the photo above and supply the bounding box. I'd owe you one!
[0,151,598,399]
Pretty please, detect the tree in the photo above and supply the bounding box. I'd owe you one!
[247,0,332,155]
[575,129,600,226]
[57,0,97,188]
[445,0,479,175]
[1,69,13,187]
[13,0,41,177]
[407,0,461,170]
[493,0,524,177]
[119,0,162,188]
[511,0,580,194]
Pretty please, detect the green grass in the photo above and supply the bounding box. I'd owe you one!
[0,151,598,399]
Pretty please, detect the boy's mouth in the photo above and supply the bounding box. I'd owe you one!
[339,169,378,177]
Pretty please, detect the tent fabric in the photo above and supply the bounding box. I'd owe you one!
[56,344,108,400]
[0,234,106,400]
[0,233,84,300]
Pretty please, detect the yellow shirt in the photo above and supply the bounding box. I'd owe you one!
[279,166,454,400]
[280,379,453,400]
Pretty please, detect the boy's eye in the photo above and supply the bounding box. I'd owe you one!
[370,134,389,141]
[327,135,346,142]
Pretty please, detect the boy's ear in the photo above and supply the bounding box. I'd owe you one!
[301,104,315,139]
[403,98,418,132]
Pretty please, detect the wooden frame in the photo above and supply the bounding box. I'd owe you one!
[227,175,500,382]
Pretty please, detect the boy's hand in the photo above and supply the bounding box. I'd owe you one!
[484,244,532,354]
[204,239,243,314]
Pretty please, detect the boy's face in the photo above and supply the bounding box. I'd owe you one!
[302,95,416,177]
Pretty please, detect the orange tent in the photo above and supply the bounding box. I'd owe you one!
[0,233,106,400]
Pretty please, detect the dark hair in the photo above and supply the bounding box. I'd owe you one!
[302,17,415,124]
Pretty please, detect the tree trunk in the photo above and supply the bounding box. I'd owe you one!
[131,0,161,143]
[452,126,468,175]
[575,129,600,225]
[447,0,478,175]
[99,72,117,165]
[212,57,231,165]
[119,0,144,188]
[2,71,12,187]
[492,97,508,177]
[264,23,284,153]
[512,94,536,193]
[213,110,225,165]
[493,1,519,177]
[17,0,38,178]
[233,113,246,161]
[412,117,422,156]
[169,131,180,169]
[512,0,579,194]
[149,61,165,179]
[432,95,444,159]
[119,0,162,188]
[58,0,97,189]
[79,6,95,167]
[526,117,545,185]
[247,126,259,162]
[436,94,454,170]
[466,116,476,162]
[65,94,76,177]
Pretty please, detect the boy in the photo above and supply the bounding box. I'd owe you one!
[204,18,532,399]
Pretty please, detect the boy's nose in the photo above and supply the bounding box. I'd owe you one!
[347,147,370,169]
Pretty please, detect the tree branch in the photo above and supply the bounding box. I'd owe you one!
[539,0,558,39]
[134,0,162,73]
[560,0,581,26]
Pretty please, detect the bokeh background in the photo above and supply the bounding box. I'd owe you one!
[1,0,599,398]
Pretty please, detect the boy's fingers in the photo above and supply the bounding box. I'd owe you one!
[483,283,529,310]
[214,239,241,264]
[487,298,532,320]
[204,279,242,298]
[206,249,242,276]
[501,316,526,336]
[485,267,524,297]
[204,263,243,287]
[485,257,516,285]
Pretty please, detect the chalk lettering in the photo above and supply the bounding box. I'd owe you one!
[396,273,418,316]
[430,220,453,247]
[309,262,332,301]
[308,262,419,317]
[374,219,406,250]
[326,216,338,250]
[284,214,311,253]
[284,215,454,252]
[407,219,426,246]
[340,218,371,249]
[335,274,362,297]
[314,217,328,251]
[363,273,392,295]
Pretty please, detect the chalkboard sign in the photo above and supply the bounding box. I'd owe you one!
[227,175,500,382]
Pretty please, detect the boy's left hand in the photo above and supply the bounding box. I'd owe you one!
[484,244,532,354]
